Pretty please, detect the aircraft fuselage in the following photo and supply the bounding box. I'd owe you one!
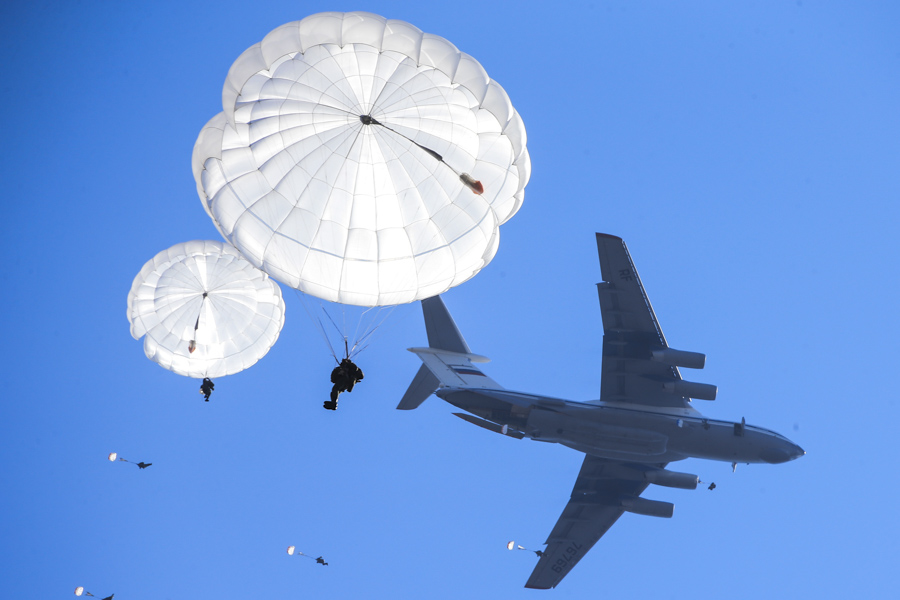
[436,387,804,465]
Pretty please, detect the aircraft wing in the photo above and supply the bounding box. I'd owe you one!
[595,233,713,408]
[525,455,656,589]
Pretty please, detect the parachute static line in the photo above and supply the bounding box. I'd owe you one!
[359,114,484,194]
[188,292,208,354]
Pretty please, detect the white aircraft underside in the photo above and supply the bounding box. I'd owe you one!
[398,233,804,589]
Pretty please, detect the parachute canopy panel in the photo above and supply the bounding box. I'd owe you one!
[193,11,530,307]
[127,240,286,378]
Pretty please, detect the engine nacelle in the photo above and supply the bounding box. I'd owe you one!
[619,495,674,518]
[651,347,706,369]
[642,468,699,490]
[664,379,717,401]
[594,464,699,490]
[571,493,674,518]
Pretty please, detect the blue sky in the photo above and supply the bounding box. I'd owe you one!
[2,1,898,597]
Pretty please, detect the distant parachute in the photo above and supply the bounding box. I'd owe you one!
[74,588,112,599]
[507,541,543,557]
[287,545,328,565]
[127,240,285,378]
[192,11,530,307]
[108,453,151,469]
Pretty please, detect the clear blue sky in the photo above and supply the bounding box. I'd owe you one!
[2,1,898,597]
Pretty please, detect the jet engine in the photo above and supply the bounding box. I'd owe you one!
[641,467,699,490]
[618,495,674,518]
[663,379,717,401]
[590,463,699,490]
[651,347,706,369]
[574,493,674,518]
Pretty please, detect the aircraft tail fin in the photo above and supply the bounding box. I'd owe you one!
[397,296,500,410]
[421,296,471,354]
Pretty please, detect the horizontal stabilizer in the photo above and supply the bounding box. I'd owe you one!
[397,364,439,410]
[407,348,501,389]
[400,295,501,410]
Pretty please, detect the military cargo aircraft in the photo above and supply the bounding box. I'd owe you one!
[398,233,804,589]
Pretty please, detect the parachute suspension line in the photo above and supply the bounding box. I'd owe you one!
[359,115,484,195]
[294,290,340,363]
[319,304,349,361]
[347,304,398,360]
[349,305,376,357]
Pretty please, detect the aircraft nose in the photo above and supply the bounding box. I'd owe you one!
[789,443,806,461]
[760,441,806,464]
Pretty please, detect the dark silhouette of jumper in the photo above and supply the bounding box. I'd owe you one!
[324,358,363,410]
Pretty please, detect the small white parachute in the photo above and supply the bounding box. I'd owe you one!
[74,587,84,597]
[107,453,117,462]
[127,240,285,378]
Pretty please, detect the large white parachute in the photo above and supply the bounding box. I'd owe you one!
[127,240,285,378]
[193,11,530,306]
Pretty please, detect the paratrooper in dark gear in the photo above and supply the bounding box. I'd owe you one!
[325,358,364,410]
[200,377,214,401]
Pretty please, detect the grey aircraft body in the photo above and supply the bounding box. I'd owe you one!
[398,233,804,589]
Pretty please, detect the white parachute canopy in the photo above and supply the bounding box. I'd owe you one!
[127,240,286,378]
[107,453,117,462]
[286,545,296,555]
[74,587,84,597]
[193,11,530,307]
